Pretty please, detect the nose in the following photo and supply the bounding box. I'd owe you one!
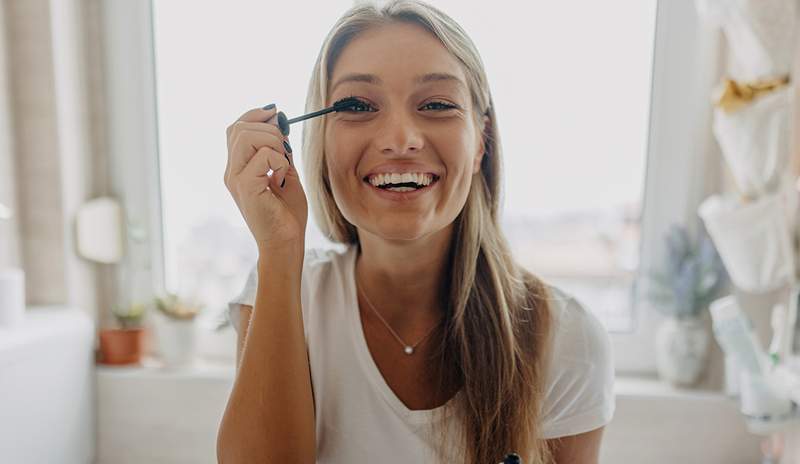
[373,108,424,156]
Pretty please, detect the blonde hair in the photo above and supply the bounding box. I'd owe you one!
[301,1,555,462]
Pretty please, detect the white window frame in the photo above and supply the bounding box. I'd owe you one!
[101,0,721,375]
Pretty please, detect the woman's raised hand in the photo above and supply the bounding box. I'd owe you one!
[225,105,308,249]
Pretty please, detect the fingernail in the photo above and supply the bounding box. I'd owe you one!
[262,103,275,110]
[280,178,286,188]
[277,112,290,136]
[283,140,292,154]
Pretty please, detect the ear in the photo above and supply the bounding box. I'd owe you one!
[472,114,490,175]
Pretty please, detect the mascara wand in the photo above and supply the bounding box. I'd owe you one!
[499,452,521,464]
[275,97,361,136]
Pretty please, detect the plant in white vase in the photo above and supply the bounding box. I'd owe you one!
[152,293,203,367]
[645,224,729,387]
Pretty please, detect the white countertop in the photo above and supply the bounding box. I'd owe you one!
[0,305,94,366]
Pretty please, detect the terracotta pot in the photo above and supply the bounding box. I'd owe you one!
[98,328,145,365]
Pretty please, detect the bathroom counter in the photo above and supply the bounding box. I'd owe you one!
[0,306,95,464]
[96,357,234,464]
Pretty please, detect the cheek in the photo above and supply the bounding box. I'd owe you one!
[324,128,366,200]
[437,132,478,177]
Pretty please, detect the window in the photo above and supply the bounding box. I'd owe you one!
[421,1,656,333]
[108,0,715,371]
[152,0,655,338]
[149,0,353,359]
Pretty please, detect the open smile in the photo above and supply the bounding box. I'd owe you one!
[361,174,441,202]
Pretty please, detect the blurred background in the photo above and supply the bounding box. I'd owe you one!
[1,0,800,463]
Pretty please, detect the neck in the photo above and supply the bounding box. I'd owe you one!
[355,224,453,333]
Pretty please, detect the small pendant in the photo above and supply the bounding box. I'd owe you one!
[404,346,414,355]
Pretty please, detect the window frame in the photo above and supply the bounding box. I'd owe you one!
[102,0,721,375]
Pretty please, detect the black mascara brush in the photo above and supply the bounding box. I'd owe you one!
[500,453,521,464]
[274,97,361,136]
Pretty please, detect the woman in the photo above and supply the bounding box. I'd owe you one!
[217,1,614,463]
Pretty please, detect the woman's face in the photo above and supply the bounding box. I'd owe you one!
[324,22,487,242]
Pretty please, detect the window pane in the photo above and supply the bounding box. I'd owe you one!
[152,0,657,358]
[151,0,352,359]
[423,0,657,332]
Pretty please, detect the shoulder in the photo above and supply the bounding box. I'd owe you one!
[226,244,355,334]
[543,284,612,364]
[302,244,352,268]
[300,244,354,286]
[538,281,616,439]
[241,244,353,283]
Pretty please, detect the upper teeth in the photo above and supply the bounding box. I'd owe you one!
[368,172,435,187]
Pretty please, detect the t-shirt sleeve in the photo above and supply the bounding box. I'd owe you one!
[227,248,324,342]
[227,262,259,337]
[539,293,616,439]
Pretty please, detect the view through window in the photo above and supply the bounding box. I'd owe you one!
[151,1,657,355]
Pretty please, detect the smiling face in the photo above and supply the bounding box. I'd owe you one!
[324,21,487,242]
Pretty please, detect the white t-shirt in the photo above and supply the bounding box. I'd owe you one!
[228,245,615,463]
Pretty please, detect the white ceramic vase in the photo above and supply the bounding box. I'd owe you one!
[655,316,711,387]
[152,311,198,368]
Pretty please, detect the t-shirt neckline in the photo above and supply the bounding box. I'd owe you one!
[344,245,459,425]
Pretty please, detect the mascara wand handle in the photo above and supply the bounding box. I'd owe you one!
[281,98,360,132]
[286,106,337,125]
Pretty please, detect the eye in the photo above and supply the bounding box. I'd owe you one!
[420,101,458,111]
[334,97,376,113]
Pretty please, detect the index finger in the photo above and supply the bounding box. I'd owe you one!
[235,105,278,124]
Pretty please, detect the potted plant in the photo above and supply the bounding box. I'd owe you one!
[645,223,729,387]
[152,293,203,367]
[98,302,147,365]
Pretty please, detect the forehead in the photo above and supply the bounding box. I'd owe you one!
[329,22,468,92]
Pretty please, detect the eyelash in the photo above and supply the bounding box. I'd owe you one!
[334,96,457,113]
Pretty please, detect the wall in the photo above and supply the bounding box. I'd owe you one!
[0,0,113,327]
[0,1,18,268]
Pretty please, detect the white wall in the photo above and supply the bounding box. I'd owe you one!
[0,2,21,269]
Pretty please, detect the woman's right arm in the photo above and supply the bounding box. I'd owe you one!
[217,105,314,463]
[217,243,315,464]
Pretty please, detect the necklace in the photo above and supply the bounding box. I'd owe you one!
[355,276,442,355]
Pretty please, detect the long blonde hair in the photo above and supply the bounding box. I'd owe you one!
[301,1,555,462]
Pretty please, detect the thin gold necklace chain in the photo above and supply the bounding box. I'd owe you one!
[355,276,442,355]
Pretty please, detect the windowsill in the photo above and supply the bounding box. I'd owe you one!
[614,373,729,400]
[95,356,234,380]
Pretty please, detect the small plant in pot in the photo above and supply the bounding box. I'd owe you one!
[152,293,203,367]
[645,224,729,387]
[98,302,147,365]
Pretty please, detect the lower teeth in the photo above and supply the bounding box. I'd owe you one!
[386,186,418,192]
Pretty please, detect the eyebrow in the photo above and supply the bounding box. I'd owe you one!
[330,72,466,93]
